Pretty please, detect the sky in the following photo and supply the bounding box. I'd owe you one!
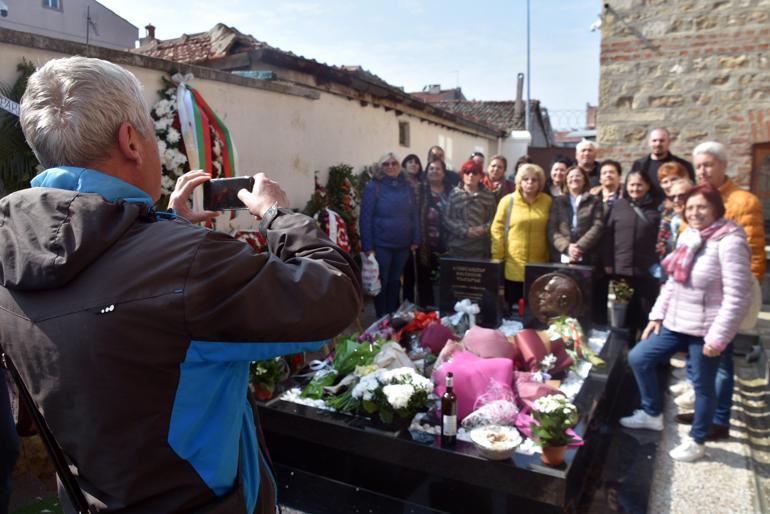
[99,0,601,129]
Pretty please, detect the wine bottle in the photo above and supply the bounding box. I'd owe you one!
[441,372,457,447]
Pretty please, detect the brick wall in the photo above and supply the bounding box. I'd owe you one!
[597,0,770,188]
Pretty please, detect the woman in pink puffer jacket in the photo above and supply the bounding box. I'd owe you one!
[619,183,752,462]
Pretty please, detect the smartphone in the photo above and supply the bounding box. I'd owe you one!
[202,176,255,211]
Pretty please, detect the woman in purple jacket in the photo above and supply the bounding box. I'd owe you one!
[360,152,420,316]
[619,183,752,462]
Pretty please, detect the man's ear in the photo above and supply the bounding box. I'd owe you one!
[116,121,143,167]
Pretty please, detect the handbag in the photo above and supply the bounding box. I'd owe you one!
[361,253,381,296]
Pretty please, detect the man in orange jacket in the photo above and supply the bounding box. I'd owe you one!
[676,141,765,439]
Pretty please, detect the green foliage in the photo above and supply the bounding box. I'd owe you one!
[300,370,337,399]
[249,357,289,391]
[530,395,579,447]
[609,279,634,304]
[0,59,40,195]
[332,337,380,376]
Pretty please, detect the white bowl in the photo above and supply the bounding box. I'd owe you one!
[470,425,522,460]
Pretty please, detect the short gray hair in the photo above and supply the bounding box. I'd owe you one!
[692,141,727,164]
[576,139,598,151]
[21,56,152,169]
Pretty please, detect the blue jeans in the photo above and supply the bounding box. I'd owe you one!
[628,326,722,444]
[684,344,734,427]
[373,247,411,317]
[1,371,20,514]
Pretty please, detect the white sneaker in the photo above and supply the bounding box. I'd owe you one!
[674,389,695,409]
[671,367,687,381]
[620,409,664,431]
[669,438,705,462]
[669,381,692,397]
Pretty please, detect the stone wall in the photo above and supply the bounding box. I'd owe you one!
[597,0,770,188]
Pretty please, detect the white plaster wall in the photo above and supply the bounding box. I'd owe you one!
[0,0,137,50]
[1,42,497,220]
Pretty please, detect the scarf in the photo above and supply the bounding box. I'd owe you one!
[662,218,738,283]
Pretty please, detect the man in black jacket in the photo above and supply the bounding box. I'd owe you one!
[1,56,362,514]
[631,127,695,198]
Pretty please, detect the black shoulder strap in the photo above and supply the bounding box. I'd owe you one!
[630,203,653,227]
[1,350,92,513]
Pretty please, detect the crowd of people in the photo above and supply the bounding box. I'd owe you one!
[360,130,765,463]
[0,55,765,514]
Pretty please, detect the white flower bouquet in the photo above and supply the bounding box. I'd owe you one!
[350,367,433,424]
[530,395,578,448]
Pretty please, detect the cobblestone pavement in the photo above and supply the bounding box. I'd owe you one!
[649,362,760,514]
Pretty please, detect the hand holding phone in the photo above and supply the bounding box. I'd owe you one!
[203,176,256,211]
[236,173,289,218]
[167,170,220,223]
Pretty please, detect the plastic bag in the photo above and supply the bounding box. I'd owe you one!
[361,254,381,296]
[462,378,519,430]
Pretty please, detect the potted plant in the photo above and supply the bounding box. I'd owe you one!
[249,357,290,401]
[350,366,433,433]
[530,395,579,467]
[607,279,634,329]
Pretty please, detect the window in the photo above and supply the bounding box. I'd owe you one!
[398,121,410,147]
[43,0,62,10]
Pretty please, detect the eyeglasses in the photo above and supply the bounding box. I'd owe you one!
[382,161,399,167]
[668,193,687,202]
[465,170,482,176]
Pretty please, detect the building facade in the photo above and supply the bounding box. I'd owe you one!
[0,0,137,50]
[597,0,770,203]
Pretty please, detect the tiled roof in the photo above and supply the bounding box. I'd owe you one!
[132,24,504,136]
[428,100,541,132]
[133,23,269,63]
[411,88,465,102]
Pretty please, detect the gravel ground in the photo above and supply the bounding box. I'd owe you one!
[648,363,760,514]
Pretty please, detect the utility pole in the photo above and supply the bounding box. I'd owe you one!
[525,0,531,132]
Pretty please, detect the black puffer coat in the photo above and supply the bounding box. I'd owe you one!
[606,194,661,277]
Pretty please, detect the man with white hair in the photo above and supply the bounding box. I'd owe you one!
[674,141,765,441]
[0,56,361,513]
[575,139,600,188]
[631,127,695,197]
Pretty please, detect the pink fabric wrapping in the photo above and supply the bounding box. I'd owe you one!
[433,351,514,421]
[513,372,564,409]
[515,329,573,374]
[419,323,457,354]
[463,325,516,360]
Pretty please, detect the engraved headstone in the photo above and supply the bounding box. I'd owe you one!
[439,257,504,328]
[524,263,595,331]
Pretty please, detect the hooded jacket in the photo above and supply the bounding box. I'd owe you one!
[0,167,362,513]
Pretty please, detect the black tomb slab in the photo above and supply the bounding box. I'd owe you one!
[438,257,503,328]
[259,333,632,514]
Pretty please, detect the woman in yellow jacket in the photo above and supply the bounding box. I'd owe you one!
[491,163,552,311]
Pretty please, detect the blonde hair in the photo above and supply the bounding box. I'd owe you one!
[515,163,546,193]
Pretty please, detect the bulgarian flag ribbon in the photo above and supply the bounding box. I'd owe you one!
[174,75,238,178]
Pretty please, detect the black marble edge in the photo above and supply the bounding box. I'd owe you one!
[259,332,627,508]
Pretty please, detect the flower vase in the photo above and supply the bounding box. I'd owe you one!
[608,302,628,329]
[541,445,567,466]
